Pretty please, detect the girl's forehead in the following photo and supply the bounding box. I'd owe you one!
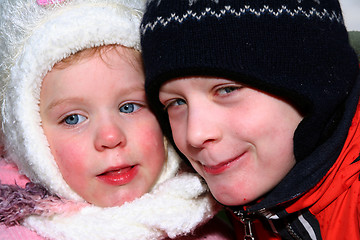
[54,45,141,71]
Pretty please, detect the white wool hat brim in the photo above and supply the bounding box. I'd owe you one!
[0,0,149,200]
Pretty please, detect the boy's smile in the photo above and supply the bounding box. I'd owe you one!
[201,151,246,175]
[160,77,303,206]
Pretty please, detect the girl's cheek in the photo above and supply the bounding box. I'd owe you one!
[135,120,164,150]
[53,141,87,178]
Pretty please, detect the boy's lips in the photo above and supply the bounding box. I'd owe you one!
[97,165,139,186]
[201,154,243,175]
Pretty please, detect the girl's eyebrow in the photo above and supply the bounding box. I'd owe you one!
[45,85,145,112]
[45,97,85,112]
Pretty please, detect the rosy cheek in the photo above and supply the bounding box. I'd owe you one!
[52,141,87,180]
[138,121,163,150]
[138,124,166,170]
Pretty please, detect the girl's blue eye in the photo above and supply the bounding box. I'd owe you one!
[119,103,141,113]
[64,114,86,125]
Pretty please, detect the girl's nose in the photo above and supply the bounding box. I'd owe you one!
[186,104,222,149]
[94,119,125,151]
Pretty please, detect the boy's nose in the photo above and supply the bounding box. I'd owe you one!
[186,105,222,149]
[94,120,125,151]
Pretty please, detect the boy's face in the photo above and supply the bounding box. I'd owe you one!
[159,77,303,206]
[40,46,165,207]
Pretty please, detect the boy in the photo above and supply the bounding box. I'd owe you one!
[141,0,360,239]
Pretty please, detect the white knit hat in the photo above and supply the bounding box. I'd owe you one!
[0,0,166,201]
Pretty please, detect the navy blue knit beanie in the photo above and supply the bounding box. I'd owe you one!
[141,0,359,161]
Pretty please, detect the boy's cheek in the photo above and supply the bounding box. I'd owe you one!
[171,129,187,152]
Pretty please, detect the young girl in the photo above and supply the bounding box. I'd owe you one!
[0,0,234,239]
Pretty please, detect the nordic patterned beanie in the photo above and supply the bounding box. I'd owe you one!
[0,0,146,201]
[141,0,359,161]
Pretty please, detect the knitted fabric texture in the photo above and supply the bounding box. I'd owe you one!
[141,0,360,162]
[0,182,60,226]
[0,0,145,200]
[0,182,86,227]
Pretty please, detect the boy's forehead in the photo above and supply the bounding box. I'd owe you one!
[163,75,238,85]
[160,76,234,91]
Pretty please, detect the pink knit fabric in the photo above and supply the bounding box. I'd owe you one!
[0,160,29,187]
[0,161,47,240]
[0,224,46,240]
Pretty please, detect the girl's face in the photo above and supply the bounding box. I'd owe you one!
[40,46,165,207]
[159,77,303,206]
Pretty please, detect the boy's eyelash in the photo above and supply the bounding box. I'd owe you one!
[162,101,173,111]
[215,85,242,95]
[218,85,241,91]
[162,99,185,110]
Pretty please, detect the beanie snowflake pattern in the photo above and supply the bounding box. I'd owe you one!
[141,0,359,161]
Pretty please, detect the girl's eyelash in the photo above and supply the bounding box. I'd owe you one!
[119,102,144,114]
[59,114,86,126]
[59,114,71,124]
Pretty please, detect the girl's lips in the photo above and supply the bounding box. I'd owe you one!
[97,165,139,186]
[202,154,242,175]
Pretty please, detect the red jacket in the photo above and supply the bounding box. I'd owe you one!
[284,101,360,239]
[229,85,360,239]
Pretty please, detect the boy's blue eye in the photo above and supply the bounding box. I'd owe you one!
[218,86,239,95]
[164,99,186,111]
[119,103,141,113]
[64,114,86,125]
[172,99,186,106]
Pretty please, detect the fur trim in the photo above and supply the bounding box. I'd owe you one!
[0,149,219,240]
[0,0,145,200]
[24,173,219,240]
